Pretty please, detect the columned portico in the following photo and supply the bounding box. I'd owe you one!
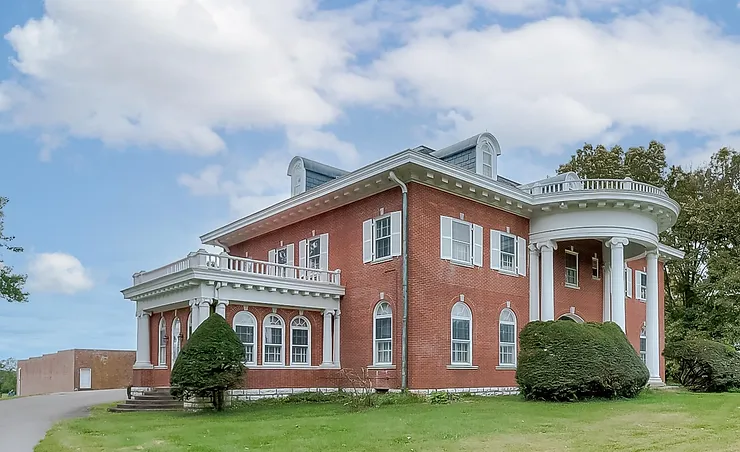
[134,311,153,369]
[197,298,211,327]
[321,310,334,367]
[215,299,229,318]
[333,310,341,366]
[539,241,556,321]
[608,238,629,332]
[646,250,663,386]
[602,263,611,322]
[189,299,199,332]
[528,244,540,321]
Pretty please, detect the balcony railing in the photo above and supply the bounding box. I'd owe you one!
[132,251,342,286]
[526,178,668,198]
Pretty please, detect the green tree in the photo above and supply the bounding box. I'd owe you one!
[0,358,17,394]
[0,197,28,303]
[170,313,245,411]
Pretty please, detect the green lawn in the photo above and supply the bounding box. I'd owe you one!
[36,390,740,452]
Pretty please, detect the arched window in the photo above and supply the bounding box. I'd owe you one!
[171,318,182,364]
[640,327,647,364]
[451,302,472,365]
[263,314,285,366]
[373,302,392,365]
[499,308,517,366]
[158,317,167,367]
[290,316,311,366]
[233,311,257,365]
[187,313,192,339]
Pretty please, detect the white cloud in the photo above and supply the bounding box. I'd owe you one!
[27,252,94,295]
[287,129,360,166]
[0,0,385,158]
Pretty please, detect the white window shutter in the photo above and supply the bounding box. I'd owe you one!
[319,233,329,273]
[362,219,374,263]
[286,243,295,278]
[390,211,402,257]
[472,224,483,267]
[626,267,633,298]
[299,239,307,279]
[268,249,276,276]
[517,237,527,276]
[490,230,501,270]
[440,216,453,260]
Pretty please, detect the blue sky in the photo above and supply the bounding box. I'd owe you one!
[2,0,740,360]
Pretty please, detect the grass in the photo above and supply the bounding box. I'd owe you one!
[36,390,740,452]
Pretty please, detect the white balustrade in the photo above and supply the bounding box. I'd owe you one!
[132,251,342,287]
[528,178,668,198]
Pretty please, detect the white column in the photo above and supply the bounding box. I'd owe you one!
[529,244,540,321]
[215,300,229,318]
[189,299,200,331]
[539,241,556,321]
[134,311,153,369]
[321,310,334,367]
[602,264,612,322]
[198,298,212,327]
[646,250,663,386]
[333,310,341,367]
[608,237,629,332]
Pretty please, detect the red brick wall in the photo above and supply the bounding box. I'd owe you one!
[73,350,135,390]
[17,350,75,396]
[554,240,604,322]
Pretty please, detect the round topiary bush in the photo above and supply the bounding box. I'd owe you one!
[663,338,740,392]
[170,313,246,410]
[516,320,648,401]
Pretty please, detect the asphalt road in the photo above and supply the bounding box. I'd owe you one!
[0,389,126,451]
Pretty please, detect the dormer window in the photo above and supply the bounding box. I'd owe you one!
[474,134,500,181]
[480,143,493,178]
[289,159,306,196]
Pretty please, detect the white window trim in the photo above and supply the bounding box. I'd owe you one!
[639,327,647,363]
[290,316,312,367]
[592,256,600,280]
[451,302,473,366]
[158,317,167,368]
[373,214,393,262]
[233,311,258,366]
[498,231,518,275]
[450,218,474,266]
[636,270,648,301]
[498,308,517,368]
[187,313,192,339]
[625,268,633,298]
[171,318,181,365]
[262,314,286,367]
[373,301,393,366]
[565,250,579,289]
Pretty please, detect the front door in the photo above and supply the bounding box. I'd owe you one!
[79,368,92,390]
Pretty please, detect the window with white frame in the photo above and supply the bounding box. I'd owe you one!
[481,145,493,178]
[625,268,633,298]
[363,212,402,263]
[158,317,167,367]
[290,316,311,366]
[374,216,392,260]
[640,327,647,364]
[233,311,257,365]
[263,314,284,366]
[499,308,517,367]
[451,302,472,365]
[440,216,483,267]
[373,302,392,365]
[171,318,182,364]
[636,271,648,301]
[307,238,320,270]
[592,256,600,280]
[500,234,516,272]
[565,251,579,287]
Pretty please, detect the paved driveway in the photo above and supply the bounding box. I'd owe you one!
[0,389,126,451]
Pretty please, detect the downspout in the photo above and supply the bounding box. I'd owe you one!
[388,171,409,391]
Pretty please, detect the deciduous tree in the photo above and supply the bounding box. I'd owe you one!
[0,197,27,303]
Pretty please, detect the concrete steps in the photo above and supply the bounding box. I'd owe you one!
[108,387,183,413]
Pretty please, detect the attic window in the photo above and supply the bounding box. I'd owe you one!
[475,137,498,180]
[481,144,493,178]
[291,160,306,196]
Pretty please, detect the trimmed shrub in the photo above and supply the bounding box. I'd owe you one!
[516,320,648,401]
[170,313,246,410]
[663,338,740,392]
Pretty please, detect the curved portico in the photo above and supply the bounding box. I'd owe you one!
[522,175,681,387]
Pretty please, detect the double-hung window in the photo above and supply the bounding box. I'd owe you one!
[299,234,328,281]
[263,314,285,366]
[233,311,257,365]
[565,251,579,288]
[374,216,392,259]
[440,216,483,267]
[451,302,472,366]
[491,231,526,276]
[592,256,600,280]
[636,271,648,301]
[640,327,647,364]
[499,309,517,367]
[158,318,167,367]
[268,244,294,278]
[171,318,182,364]
[290,317,310,366]
[500,234,516,272]
[363,212,402,263]
[374,302,393,365]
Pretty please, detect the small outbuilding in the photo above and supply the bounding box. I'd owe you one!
[17,349,135,396]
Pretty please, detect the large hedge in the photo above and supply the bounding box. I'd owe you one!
[516,321,648,401]
[170,313,246,410]
[663,338,740,392]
